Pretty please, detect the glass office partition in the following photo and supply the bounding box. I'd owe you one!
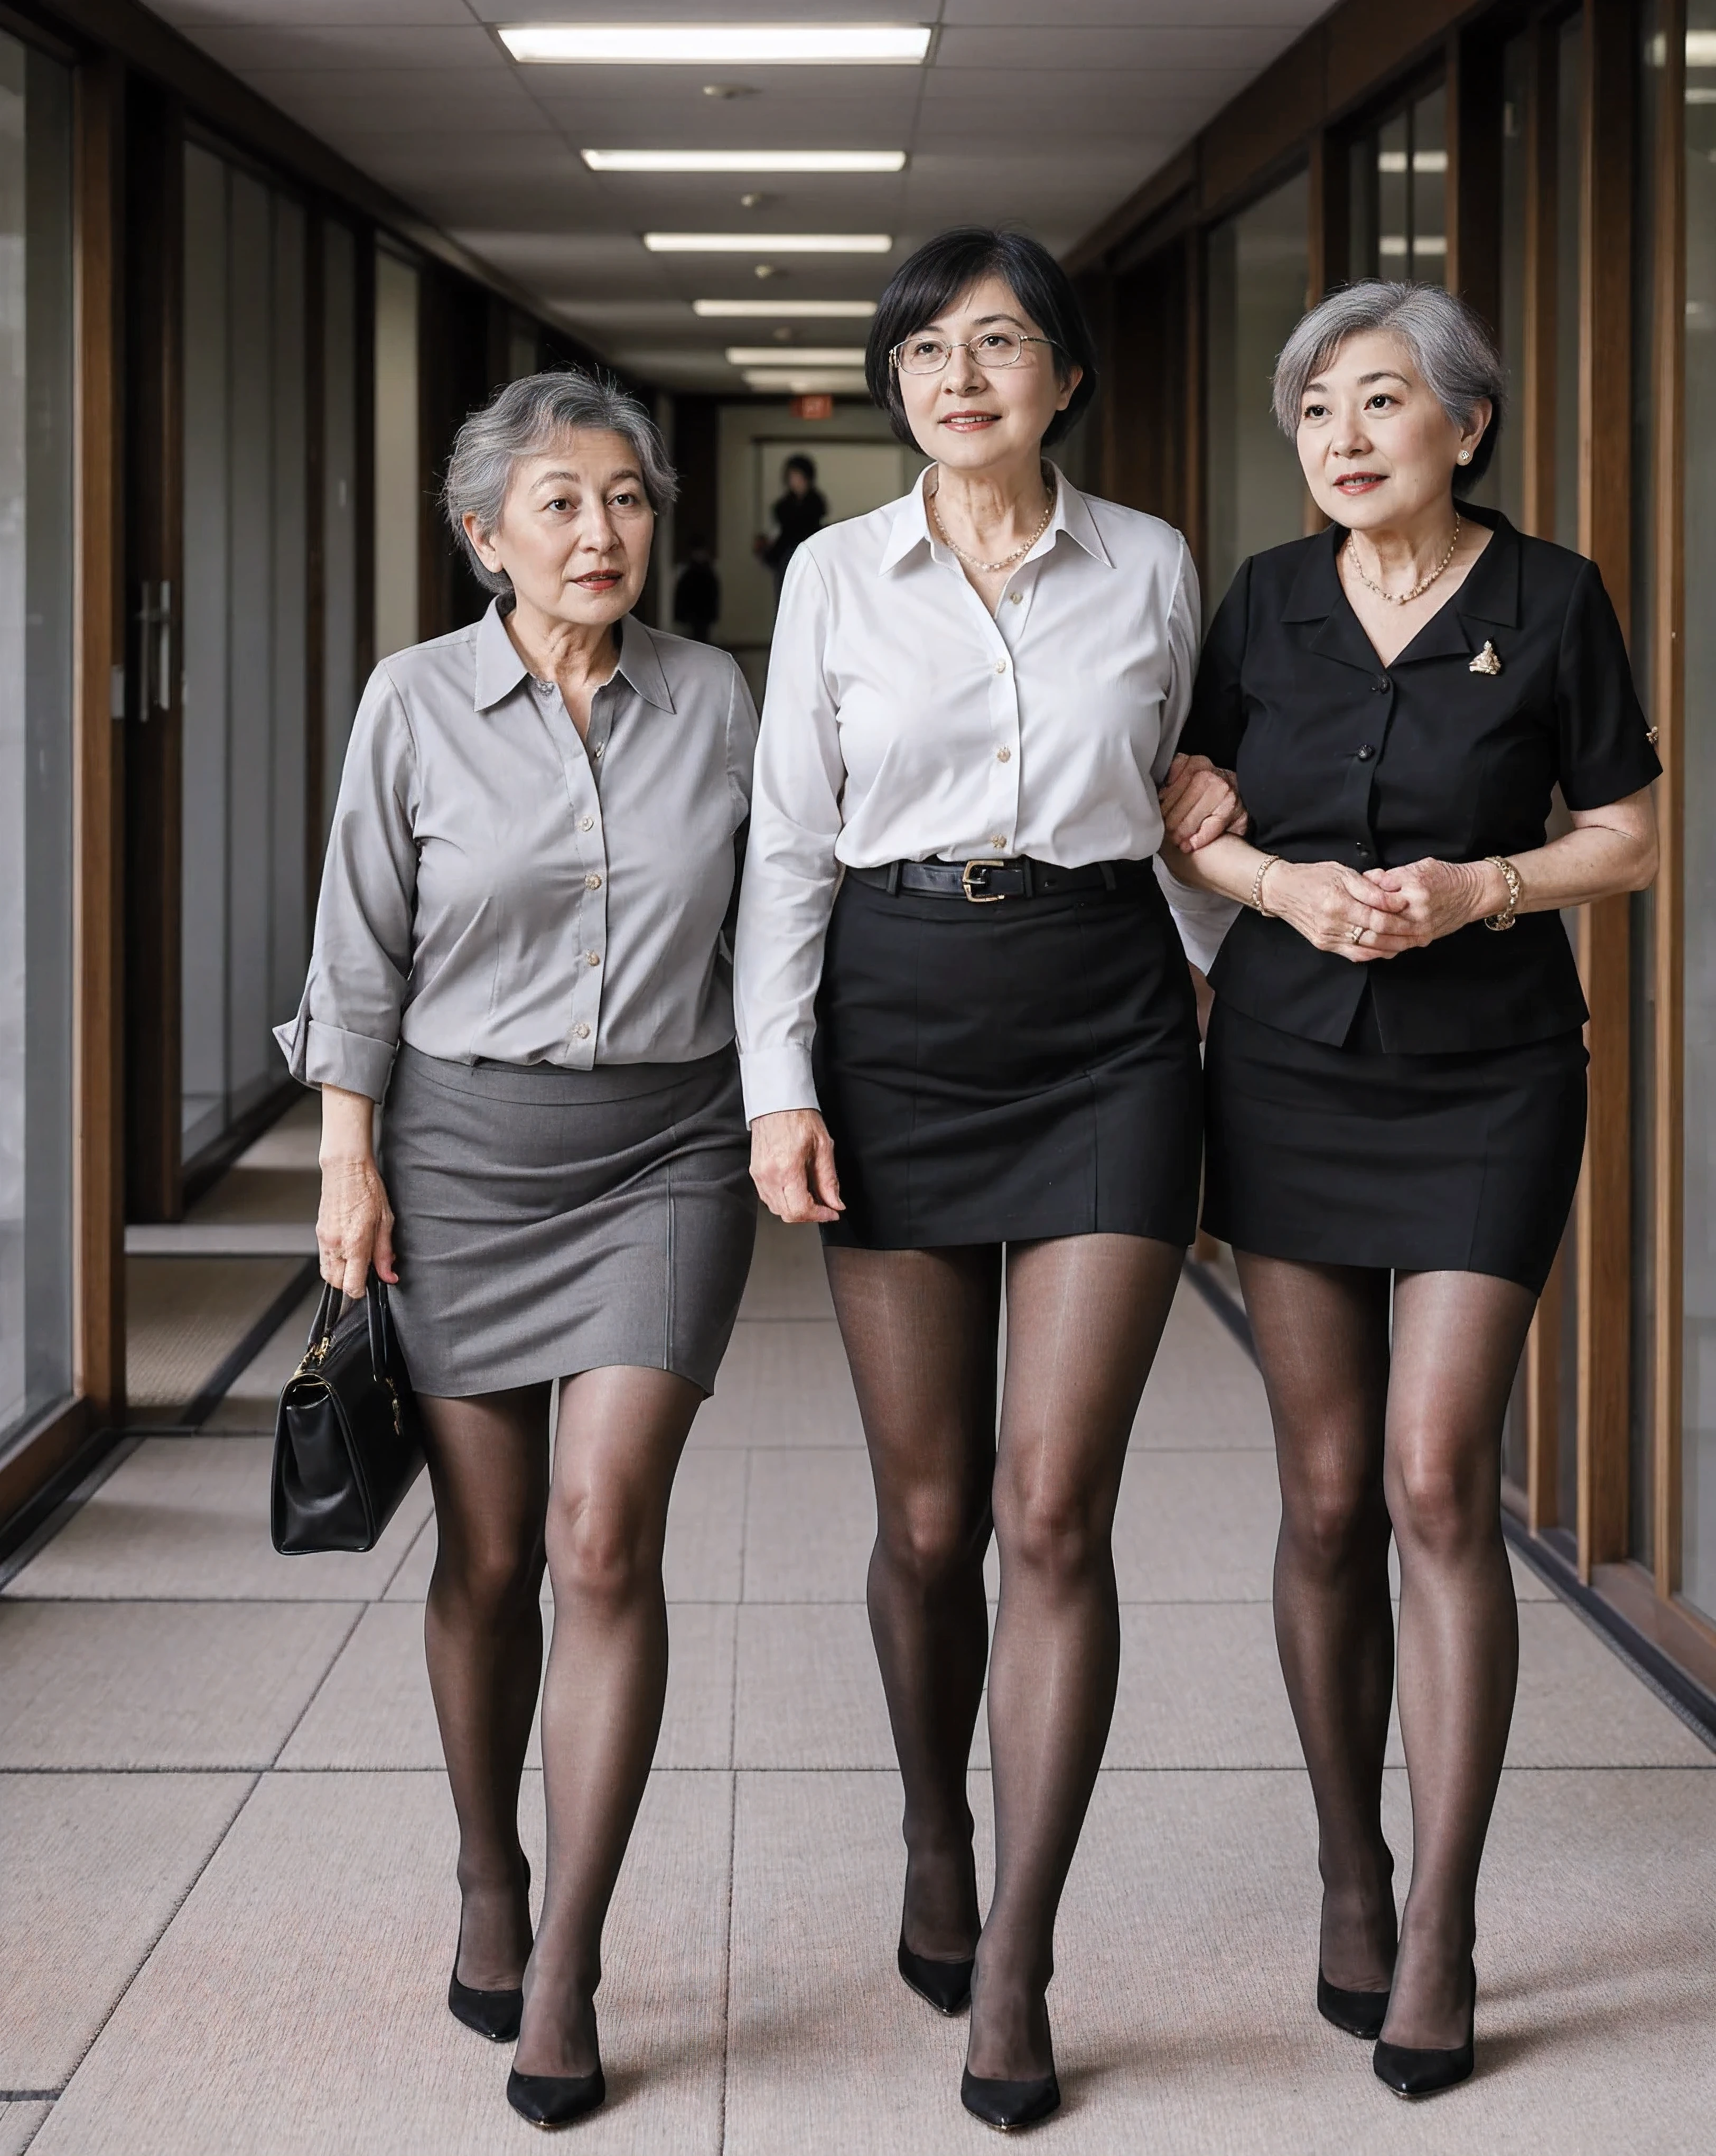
[180,145,310,1161]
[1348,83,1448,286]
[321,218,360,831]
[1204,169,1310,615]
[1682,1,1716,1622]
[0,35,73,1447]
[373,246,420,662]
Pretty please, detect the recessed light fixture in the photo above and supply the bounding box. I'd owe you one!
[726,346,868,366]
[501,25,932,66]
[583,149,906,174]
[695,299,877,318]
[741,368,870,393]
[645,232,892,253]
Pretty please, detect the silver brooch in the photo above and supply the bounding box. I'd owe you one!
[1469,641,1503,676]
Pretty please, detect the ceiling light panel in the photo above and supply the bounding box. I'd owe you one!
[741,368,871,393]
[645,232,892,253]
[582,149,906,173]
[725,346,868,366]
[501,25,932,67]
[694,299,877,318]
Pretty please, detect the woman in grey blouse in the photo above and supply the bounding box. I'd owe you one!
[278,371,757,2130]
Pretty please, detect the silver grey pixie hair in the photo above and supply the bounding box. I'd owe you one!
[443,369,678,593]
[1272,281,1505,490]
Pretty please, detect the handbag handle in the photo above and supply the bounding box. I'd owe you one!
[303,1273,395,1387]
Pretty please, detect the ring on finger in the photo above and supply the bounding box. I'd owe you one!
[1348,923,1366,944]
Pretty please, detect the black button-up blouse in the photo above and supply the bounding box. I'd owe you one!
[1179,505,1661,1053]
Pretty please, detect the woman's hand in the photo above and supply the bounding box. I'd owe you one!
[1159,754,1248,851]
[750,1109,844,1225]
[1364,857,1500,947]
[1263,860,1413,962]
[318,1084,397,1299]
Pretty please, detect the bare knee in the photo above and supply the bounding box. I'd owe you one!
[1387,1436,1493,1563]
[545,1488,658,1612]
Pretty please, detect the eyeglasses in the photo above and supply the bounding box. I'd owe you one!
[889,329,1058,375]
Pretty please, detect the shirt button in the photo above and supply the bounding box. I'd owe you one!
[592,742,604,759]
[587,950,601,967]
[1009,590,1023,605]
[994,659,1008,674]
[1371,676,1389,693]
[1356,744,1375,761]
[573,1021,590,1041]
[585,872,602,889]
[990,835,1006,850]
[996,747,1011,763]
[580,815,594,831]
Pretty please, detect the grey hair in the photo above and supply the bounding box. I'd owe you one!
[443,369,678,593]
[1271,281,1505,491]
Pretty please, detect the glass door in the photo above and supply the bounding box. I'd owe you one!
[0,34,74,1447]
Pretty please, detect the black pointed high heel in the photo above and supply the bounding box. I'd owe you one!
[898,1935,975,2015]
[447,1860,530,2042]
[1373,1959,1477,2098]
[506,2064,606,2129]
[1317,1966,1391,2041]
[960,2067,1061,2132]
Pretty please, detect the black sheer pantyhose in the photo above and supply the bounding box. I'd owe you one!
[512,1364,704,2078]
[417,1387,551,1993]
[826,1233,1184,2082]
[1236,1254,1536,2050]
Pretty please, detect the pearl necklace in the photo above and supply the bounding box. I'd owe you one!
[929,474,1056,573]
[1346,516,1461,605]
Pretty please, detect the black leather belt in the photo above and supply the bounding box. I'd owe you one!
[846,857,1149,903]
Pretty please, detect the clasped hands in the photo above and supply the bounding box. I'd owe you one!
[1259,855,1507,963]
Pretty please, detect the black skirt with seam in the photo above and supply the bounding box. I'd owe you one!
[1201,996,1587,1293]
[813,868,1202,1251]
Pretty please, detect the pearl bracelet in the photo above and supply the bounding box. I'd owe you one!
[1249,855,1283,916]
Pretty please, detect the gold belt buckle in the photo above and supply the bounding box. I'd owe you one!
[962,860,1005,904]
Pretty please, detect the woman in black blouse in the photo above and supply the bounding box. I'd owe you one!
[1166,284,1658,2099]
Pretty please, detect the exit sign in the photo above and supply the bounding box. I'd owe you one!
[790,393,834,420]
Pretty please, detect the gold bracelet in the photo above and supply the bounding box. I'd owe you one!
[1484,854,1521,932]
[1249,855,1282,916]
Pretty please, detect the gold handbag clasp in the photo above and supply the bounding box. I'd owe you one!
[962,860,1005,904]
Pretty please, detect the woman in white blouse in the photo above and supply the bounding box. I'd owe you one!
[735,227,1237,2131]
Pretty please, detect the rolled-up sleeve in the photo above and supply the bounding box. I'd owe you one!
[274,666,419,1099]
[733,546,845,1121]
[1152,540,1241,971]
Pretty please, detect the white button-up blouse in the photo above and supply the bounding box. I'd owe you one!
[732,464,1233,1121]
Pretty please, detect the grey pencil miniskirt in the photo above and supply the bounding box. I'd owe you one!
[380,1044,756,1398]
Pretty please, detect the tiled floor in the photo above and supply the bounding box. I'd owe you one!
[3,1189,1713,2153]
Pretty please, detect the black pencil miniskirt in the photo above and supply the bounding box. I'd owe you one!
[1202,997,1588,1293]
[812,867,1202,1251]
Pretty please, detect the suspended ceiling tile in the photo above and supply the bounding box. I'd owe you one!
[942,1,1326,20]
[934,24,1310,66]
[157,3,475,23]
[178,23,506,72]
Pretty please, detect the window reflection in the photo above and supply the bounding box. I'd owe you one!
[1203,169,1310,616]
[1349,84,1448,287]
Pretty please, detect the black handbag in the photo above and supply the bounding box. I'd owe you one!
[271,1275,425,1554]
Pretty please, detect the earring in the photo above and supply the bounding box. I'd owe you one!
[1459,450,1471,463]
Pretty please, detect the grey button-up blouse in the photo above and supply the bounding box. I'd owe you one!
[276,603,758,1101]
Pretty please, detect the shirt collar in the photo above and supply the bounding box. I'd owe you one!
[472,599,675,713]
[1280,501,1521,630]
[878,461,1111,575]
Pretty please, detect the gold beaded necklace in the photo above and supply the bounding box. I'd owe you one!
[1345,516,1462,606]
[929,470,1056,573]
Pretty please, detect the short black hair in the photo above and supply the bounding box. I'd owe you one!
[784,453,817,482]
[865,227,1098,451]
